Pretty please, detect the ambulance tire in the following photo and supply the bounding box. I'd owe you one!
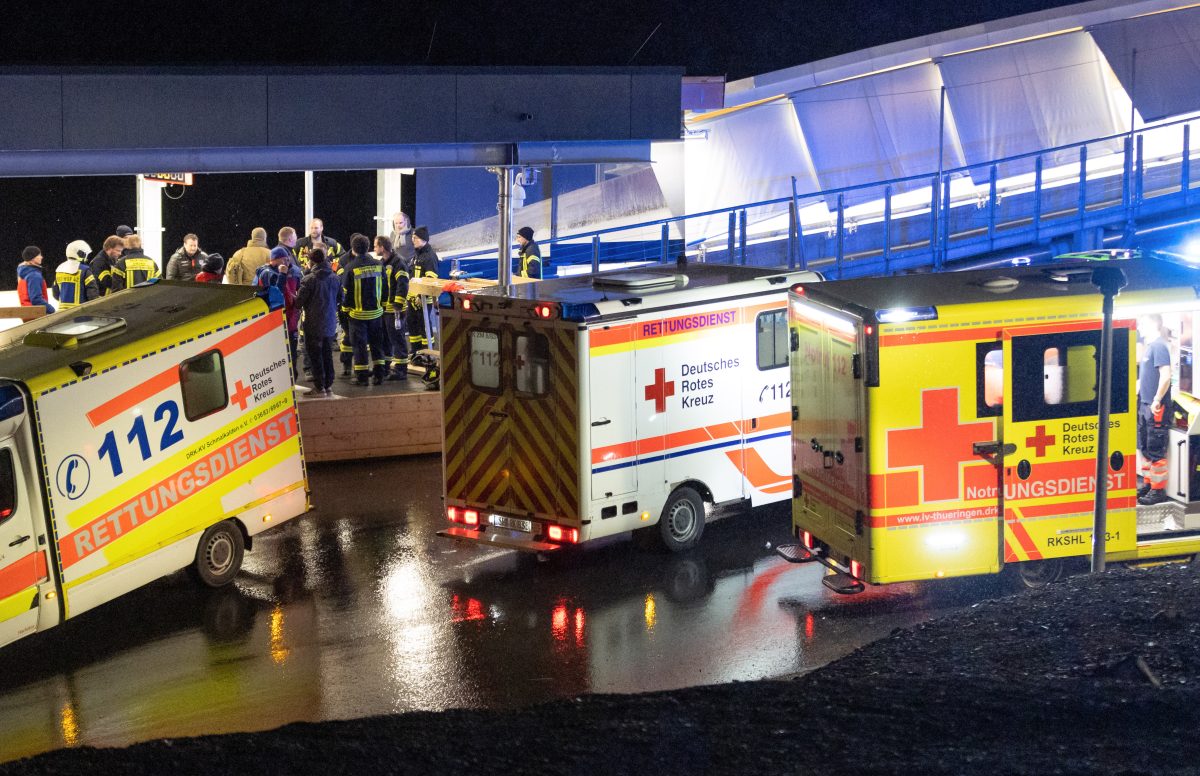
[1004,558,1064,591]
[191,520,245,588]
[658,487,705,552]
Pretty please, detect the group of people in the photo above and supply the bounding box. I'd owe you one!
[14,211,481,397]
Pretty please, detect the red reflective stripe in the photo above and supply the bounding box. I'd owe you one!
[0,551,47,600]
[86,313,280,427]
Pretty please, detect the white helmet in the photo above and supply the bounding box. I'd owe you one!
[66,239,92,261]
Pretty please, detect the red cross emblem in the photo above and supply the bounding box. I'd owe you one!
[643,368,675,413]
[887,388,995,502]
[231,379,253,412]
[1025,425,1056,458]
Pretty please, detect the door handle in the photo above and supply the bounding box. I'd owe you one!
[488,411,509,420]
[8,535,29,547]
[823,450,834,469]
[973,440,1016,464]
[591,418,611,427]
[1177,439,1187,498]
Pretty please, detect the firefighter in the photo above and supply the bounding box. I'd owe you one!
[340,234,389,385]
[52,240,100,309]
[111,234,159,291]
[407,225,440,353]
[90,235,125,296]
[515,226,543,279]
[375,235,410,380]
[1137,314,1173,505]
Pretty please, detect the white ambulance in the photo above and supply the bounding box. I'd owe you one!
[0,281,309,649]
[438,264,821,552]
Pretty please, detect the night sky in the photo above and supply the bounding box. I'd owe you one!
[0,0,1078,287]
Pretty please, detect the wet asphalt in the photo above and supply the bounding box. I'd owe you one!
[0,455,991,763]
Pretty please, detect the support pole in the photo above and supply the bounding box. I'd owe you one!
[304,171,315,228]
[494,166,514,290]
[1090,266,1128,574]
[135,175,164,272]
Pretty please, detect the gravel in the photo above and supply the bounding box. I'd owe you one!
[4,563,1199,776]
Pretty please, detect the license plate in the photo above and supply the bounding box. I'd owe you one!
[489,515,533,533]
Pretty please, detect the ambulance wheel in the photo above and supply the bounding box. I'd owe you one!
[192,521,245,588]
[659,487,705,552]
[1005,558,1064,591]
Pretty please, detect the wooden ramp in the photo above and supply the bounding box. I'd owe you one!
[296,383,442,463]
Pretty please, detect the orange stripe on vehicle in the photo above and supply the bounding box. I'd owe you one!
[880,319,1129,348]
[867,504,997,528]
[732,448,790,492]
[1006,511,1043,561]
[59,409,298,568]
[1017,496,1136,518]
[591,413,790,464]
[0,550,47,600]
[87,312,281,427]
[588,324,635,349]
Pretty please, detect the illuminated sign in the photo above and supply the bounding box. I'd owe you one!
[143,173,194,186]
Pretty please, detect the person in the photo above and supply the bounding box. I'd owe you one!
[376,235,410,379]
[340,234,388,385]
[257,247,303,379]
[276,226,300,266]
[389,211,415,269]
[1138,314,1173,506]
[17,246,53,314]
[90,235,125,296]
[295,248,341,397]
[165,233,207,281]
[296,218,344,268]
[52,240,99,309]
[111,234,159,291]
[225,227,272,285]
[195,253,225,283]
[407,226,440,353]
[88,224,133,265]
[515,226,543,279]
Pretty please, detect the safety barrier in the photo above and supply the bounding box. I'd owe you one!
[445,115,1200,278]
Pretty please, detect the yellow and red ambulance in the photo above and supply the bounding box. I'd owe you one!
[438,264,820,552]
[0,280,308,648]
[782,255,1200,592]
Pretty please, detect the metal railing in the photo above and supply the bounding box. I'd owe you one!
[445,113,1200,279]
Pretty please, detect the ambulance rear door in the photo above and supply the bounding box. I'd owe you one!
[791,299,868,548]
[1001,323,1137,564]
[588,328,637,499]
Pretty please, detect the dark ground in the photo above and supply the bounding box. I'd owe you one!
[4,563,1197,775]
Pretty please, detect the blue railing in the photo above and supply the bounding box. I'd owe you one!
[444,113,1200,279]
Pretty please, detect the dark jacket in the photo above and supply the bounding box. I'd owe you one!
[296,235,345,267]
[339,253,385,321]
[112,249,160,291]
[295,263,341,338]
[90,251,116,296]
[165,247,207,282]
[518,240,543,279]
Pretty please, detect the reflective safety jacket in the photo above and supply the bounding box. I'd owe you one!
[385,254,410,313]
[296,236,345,269]
[519,240,543,279]
[90,252,116,296]
[111,250,160,291]
[339,254,386,321]
[53,259,99,308]
[407,244,439,303]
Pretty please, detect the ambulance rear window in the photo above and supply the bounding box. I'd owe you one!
[0,449,14,524]
[179,350,228,421]
[756,310,788,370]
[469,329,502,392]
[1011,330,1128,422]
[514,333,550,397]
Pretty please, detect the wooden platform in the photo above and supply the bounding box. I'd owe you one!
[296,382,442,463]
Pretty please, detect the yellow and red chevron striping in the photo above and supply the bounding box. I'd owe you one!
[442,313,579,519]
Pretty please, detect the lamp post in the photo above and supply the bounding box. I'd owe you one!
[1090,264,1128,573]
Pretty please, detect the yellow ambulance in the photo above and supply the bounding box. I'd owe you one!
[781,254,1200,593]
[0,281,309,648]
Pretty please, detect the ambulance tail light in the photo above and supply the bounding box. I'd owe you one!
[801,530,814,550]
[463,509,479,527]
[850,559,863,580]
[461,297,473,311]
[533,303,558,320]
[547,524,579,544]
[447,506,459,523]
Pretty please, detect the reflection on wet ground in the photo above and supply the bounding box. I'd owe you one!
[0,455,992,762]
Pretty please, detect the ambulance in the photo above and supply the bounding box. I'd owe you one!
[0,280,309,649]
[780,254,1200,593]
[438,263,821,552]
